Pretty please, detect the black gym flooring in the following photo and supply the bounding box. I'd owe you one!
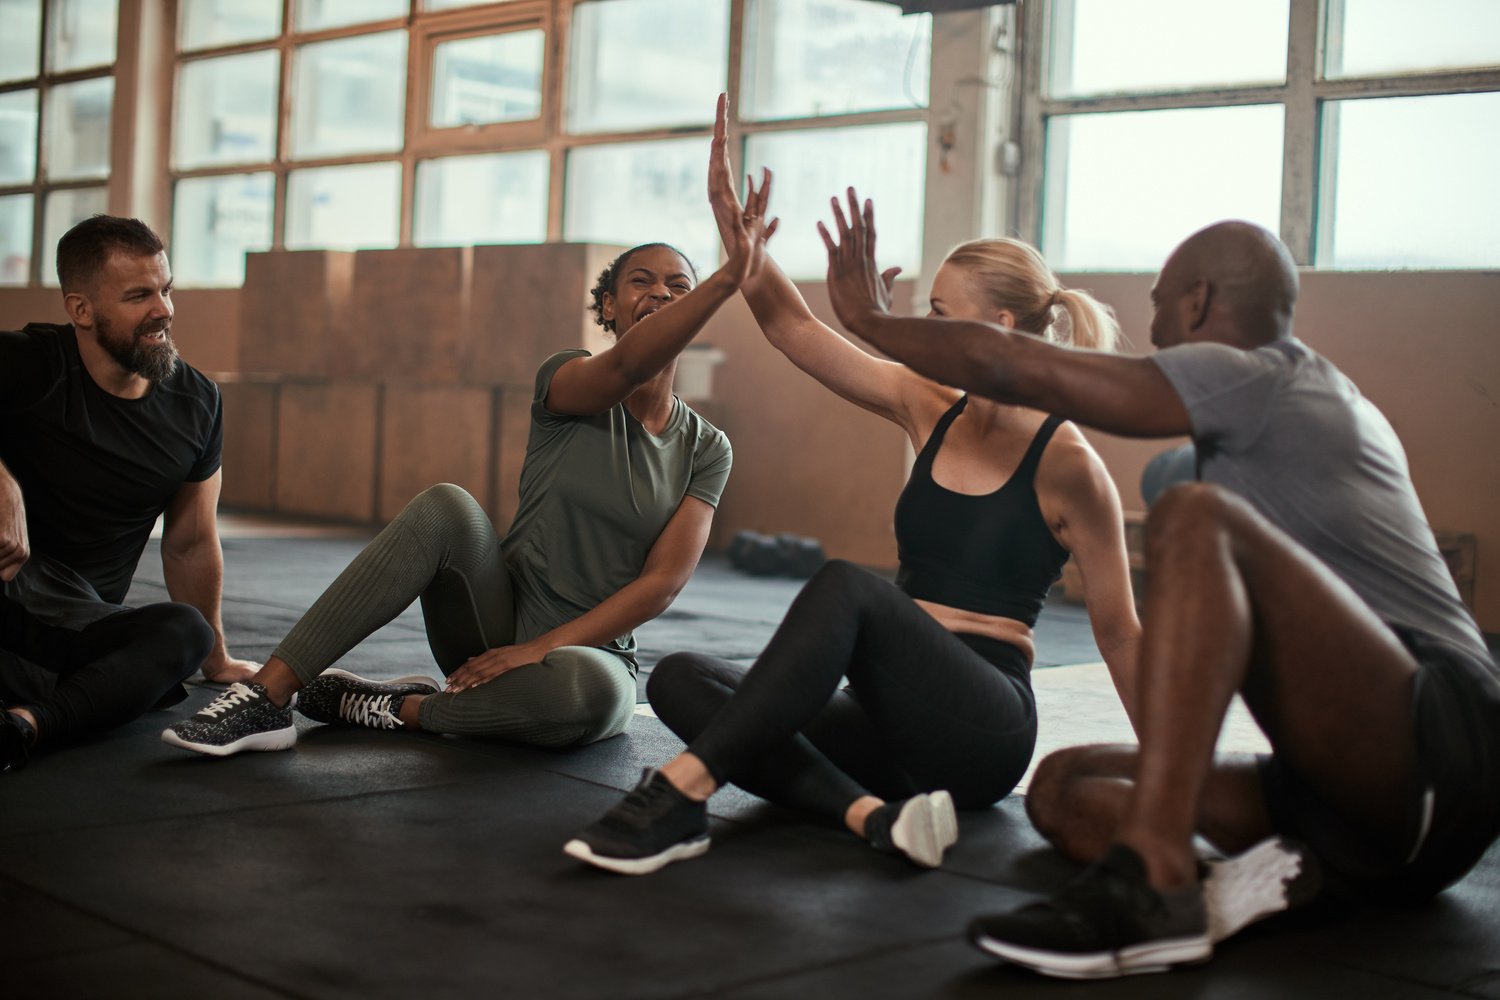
[3,528,1499,998]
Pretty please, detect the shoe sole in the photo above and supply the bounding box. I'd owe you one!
[562,835,710,875]
[160,725,297,757]
[891,790,958,868]
[969,925,1212,979]
[299,669,441,725]
[1203,836,1321,943]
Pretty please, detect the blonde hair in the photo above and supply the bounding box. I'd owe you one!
[942,238,1122,353]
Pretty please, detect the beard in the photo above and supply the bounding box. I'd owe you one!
[98,313,179,383]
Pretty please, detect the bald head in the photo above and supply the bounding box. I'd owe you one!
[1152,221,1299,349]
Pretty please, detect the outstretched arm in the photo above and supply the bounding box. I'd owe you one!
[161,471,259,683]
[546,122,778,417]
[443,496,716,692]
[708,96,925,429]
[819,189,1191,439]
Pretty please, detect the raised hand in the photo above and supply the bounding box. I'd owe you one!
[818,187,902,337]
[710,94,778,286]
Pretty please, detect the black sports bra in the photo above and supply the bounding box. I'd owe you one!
[893,395,1070,627]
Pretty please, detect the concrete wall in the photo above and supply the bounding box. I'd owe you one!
[3,260,1495,629]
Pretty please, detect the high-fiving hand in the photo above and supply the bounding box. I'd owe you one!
[817,187,902,337]
[710,93,778,286]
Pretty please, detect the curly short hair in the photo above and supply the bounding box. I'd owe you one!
[56,215,166,294]
[587,243,698,333]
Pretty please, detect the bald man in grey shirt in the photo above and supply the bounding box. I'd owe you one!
[815,200,1500,978]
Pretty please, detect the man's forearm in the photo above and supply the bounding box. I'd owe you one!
[846,311,1033,405]
[162,541,228,659]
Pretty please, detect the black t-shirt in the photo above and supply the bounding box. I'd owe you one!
[0,323,223,604]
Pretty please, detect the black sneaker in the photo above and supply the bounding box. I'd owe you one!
[161,682,296,757]
[1202,836,1321,942]
[1,709,32,773]
[564,768,710,875]
[864,791,958,868]
[969,844,1211,979]
[297,669,439,730]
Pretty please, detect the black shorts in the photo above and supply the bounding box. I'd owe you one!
[1257,626,1500,900]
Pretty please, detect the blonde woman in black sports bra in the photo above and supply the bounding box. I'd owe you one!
[565,99,1141,875]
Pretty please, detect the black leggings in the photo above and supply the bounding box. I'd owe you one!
[647,559,1038,820]
[1,598,213,746]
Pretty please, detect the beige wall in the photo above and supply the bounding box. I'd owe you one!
[0,286,240,373]
[3,261,1496,629]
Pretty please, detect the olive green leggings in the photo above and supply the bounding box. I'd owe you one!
[274,484,635,748]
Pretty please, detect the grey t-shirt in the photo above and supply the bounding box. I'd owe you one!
[1151,338,1488,661]
[499,350,732,663]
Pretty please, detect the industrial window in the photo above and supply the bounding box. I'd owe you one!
[0,0,117,286]
[1021,0,1500,269]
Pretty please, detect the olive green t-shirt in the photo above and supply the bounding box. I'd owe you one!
[499,350,732,666]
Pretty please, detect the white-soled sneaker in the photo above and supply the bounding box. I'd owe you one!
[565,768,710,875]
[1203,836,1322,943]
[866,790,959,868]
[296,669,440,730]
[161,682,296,757]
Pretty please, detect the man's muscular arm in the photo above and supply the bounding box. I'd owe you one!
[161,470,257,683]
[819,189,1193,439]
[0,459,29,582]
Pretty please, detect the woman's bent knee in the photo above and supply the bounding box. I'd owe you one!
[403,483,485,529]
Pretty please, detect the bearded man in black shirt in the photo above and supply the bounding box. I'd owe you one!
[0,215,258,773]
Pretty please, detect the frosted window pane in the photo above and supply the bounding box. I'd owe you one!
[567,0,728,134]
[285,162,400,250]
[174,51,279,168]
[291,32,407,159]
[44,76,113,181]
[1327,0,1500,77]
[0,0,41,82]
[1318,93,1500,268]
[179,0,281,51]
[1043,105,1284,270]
[744,122,927,281]
[0,88,38,185]
[1049,0,1288,97]
[0,193,32,286]
[46,0,117,72]
[296,0,406,33]
[741,0,929,121]
[414,151,548,247]
[42,186,107,286]
[172,173,274,286]
[430,30,543,128]
[564,138,717,274]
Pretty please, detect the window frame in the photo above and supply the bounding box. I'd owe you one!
[1015,0,1500,267]
[158,0,933,286]
[0,0,118,286]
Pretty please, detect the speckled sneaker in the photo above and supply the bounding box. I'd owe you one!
[161,682,295,757]
[296,669,439,730]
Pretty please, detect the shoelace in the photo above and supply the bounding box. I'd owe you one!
[339,692,402,729]
[608,775,680,829]
[199,683,258,718]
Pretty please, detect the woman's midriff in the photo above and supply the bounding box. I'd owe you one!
[914,598,1035,665]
